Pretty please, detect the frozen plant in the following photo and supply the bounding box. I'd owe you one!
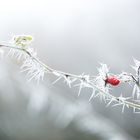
[0,35,140,113]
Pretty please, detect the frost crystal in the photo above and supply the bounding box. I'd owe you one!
[98,63,109,80]
[131,58,140,99]
[132,58,140,74]
[8,48,27,60]
[75,74,91,96]
[20,48,45,83]
[8,36,45,83]
[89,64,110,102]
[132,84,140,98]
[118,72,133,83]
[112,94,131,113]
[95,64,109,92]
[63,75,77,88]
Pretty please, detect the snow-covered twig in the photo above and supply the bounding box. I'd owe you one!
[0,35,140,113]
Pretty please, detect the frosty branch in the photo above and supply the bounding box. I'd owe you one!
[0,35,140,113]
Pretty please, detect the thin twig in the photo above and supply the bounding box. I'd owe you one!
[1,44,140,111]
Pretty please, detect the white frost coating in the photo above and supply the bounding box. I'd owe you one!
[1,35,140,113]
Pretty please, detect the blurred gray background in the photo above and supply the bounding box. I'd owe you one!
[0,0,140,139]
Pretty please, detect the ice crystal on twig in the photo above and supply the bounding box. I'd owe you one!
[95,63,110,92]
[118,72,133,83]
[98,63,109,80]
[106,98,116,107]
[63,75,77,88]
[52,73,77,87]
[8,48,27,60]
[131,58,140,98]
[75,74,91,96]
[132,58,140,74]
[88,64,111,102]
[20,53,45,83]
[88,89,96,101]
[112,94,131,113]
[8,35,45,83]
[132,84,140,98]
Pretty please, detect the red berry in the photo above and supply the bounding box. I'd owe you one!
[105,76,120,86]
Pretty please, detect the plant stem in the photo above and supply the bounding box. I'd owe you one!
[1,44,140,111]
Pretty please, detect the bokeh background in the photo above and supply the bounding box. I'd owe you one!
[0,0,140,139]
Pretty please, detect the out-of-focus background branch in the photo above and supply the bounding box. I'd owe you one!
[0,0,140,139]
